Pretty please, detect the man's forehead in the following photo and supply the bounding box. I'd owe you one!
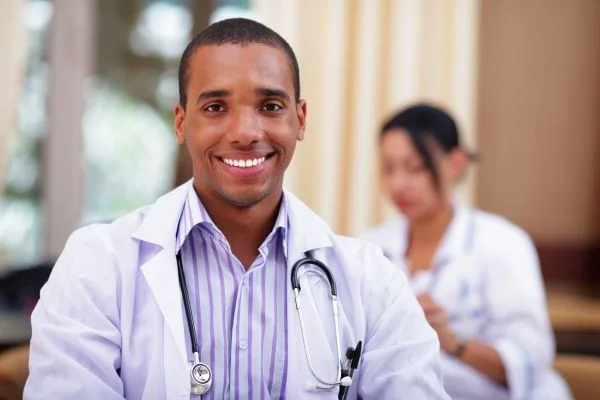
[188,43,294,90]
[192,42,288,66]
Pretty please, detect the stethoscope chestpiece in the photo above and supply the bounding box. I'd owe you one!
[189,361,212,395]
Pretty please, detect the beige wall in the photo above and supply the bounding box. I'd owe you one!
[477,0,600,243]
[253,0,481,236]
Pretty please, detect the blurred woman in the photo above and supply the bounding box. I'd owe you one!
[360,104,572,399]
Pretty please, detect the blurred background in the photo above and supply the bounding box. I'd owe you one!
[0,0,599,398]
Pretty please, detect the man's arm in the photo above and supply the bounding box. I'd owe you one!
[24,228,125,400]
[356,245,450,399]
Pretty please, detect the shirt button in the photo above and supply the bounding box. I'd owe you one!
[239,340,248,350]
[242,277,248,286]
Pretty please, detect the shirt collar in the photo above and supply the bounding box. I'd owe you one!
[175,183,289,256]
[131,180,333,268]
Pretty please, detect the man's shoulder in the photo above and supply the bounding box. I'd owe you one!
[64,204,152,257]
[470,207,533,248]
[107,204,153,233]
[282,190,390,264]
[325,234,396,280]
[330,234,384,255]
[81,183,189,249]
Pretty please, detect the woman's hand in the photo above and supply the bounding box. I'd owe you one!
[416,292,461,355]
[417,292,507,386]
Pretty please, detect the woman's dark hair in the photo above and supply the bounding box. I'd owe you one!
[380,104,472,188]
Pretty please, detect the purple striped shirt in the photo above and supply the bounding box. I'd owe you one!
[175,185,289,399]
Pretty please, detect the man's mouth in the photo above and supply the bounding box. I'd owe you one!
[217,153,274,169]
[220,156,266,168]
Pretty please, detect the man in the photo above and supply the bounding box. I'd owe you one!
[25,18,449,399]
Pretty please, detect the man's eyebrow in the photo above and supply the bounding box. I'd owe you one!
[196,89,230,103]
[256,88,291,101]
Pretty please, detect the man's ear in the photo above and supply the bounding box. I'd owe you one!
[174,103,186,144]
[296,99,307,141]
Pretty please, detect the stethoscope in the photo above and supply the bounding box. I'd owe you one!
[176,251,362,398]
[176,251,212,395]
[291,255,362,399]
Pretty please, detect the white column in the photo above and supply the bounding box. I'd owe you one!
[44,0,95,257]
[451,0,481,206]
[0,0,26,194]
[346,0,383,235]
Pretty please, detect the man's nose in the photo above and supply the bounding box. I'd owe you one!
[228,108,263,145]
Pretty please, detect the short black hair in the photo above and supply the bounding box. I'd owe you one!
[380,104,469,188]
[177,18,301,108]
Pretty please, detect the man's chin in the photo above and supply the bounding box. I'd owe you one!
[218,188,273,209]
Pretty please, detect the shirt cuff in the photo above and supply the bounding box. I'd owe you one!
[493,339,533,400]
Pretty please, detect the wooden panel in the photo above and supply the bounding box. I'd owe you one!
[537,241,600,295]
[477,0,600,243]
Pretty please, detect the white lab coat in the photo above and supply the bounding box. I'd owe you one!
[359,204,573,400]
[25,182,450,400]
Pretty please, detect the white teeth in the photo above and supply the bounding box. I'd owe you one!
[222,156,268,168]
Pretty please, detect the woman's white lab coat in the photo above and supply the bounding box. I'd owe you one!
[24,182,450,399]
[360,204,572,400]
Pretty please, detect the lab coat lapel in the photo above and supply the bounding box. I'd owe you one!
[141,245,190,398]
[434,203,472,264]
[132,182,191,367]
[140,249,186,363]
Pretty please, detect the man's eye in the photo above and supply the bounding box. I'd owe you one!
[261,103,283,112]
[205,104,225,112]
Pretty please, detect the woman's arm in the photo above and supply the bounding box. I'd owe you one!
[447,338,507,386]
[418,293,507,386]
[421,221,557,399]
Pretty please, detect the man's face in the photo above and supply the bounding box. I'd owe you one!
[174,43,306,208]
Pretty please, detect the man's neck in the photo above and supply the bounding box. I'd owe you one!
[194,186,283,270]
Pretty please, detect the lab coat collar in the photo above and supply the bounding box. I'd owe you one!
[392,203,474,265]
[130,181,333,254]
[282,187,334,262]
[433,203,474,263]
[131,181,189,250]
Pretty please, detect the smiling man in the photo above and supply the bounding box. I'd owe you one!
[25,18,449,399]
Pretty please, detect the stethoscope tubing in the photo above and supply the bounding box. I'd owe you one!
[176,250,349,393]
